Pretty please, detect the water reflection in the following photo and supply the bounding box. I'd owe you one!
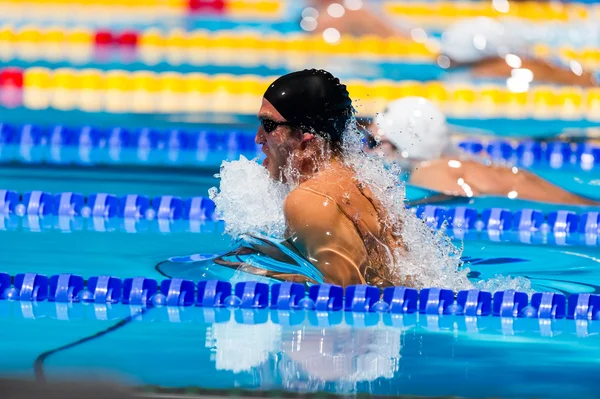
[207,314,402,394]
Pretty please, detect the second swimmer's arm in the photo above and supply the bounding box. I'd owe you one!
[283,188,368,287]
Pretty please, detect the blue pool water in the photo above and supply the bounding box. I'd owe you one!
[1,144,600,398]
[0,5,600,397]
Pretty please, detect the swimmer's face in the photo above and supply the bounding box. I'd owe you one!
[366,120,399,159]
[256,98,304,181]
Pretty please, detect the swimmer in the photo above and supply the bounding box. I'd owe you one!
[255,69,406,288]
[307,0,405,38]
[306,2,595,86]
[441,17,597,87]
[366,96,600,206]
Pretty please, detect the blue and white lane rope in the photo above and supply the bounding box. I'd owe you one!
[1,190,598,245]
[458,139,600,170]
[1,122,599,170]
[2,190,598,235]
[0,274,599,326]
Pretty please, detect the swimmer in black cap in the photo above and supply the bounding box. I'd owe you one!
[256,69,405,287]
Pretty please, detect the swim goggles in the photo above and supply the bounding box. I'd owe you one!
[260,118,294,133]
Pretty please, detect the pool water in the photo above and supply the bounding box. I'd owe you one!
[0,2,599,398]
[1,157,600,399]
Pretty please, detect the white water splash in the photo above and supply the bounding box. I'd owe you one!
[208,155,289,238]
[341,120,472,291]
[476,274,534,294]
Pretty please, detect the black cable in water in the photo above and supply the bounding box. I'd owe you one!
[154,260,172,279]
[33,308,148,383]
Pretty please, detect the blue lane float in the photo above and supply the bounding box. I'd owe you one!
[0,123,258,152]
[2,190,599,234]
[1,121,598,170]
[1,190,598,245]
[0,273,599,323]
[458,139,600,169]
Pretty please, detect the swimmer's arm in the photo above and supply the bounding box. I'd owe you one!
[283,189,368,287]
[412,160,598,205]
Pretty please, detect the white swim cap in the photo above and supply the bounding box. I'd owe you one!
[374,97,448,161]
[441,17,528,63]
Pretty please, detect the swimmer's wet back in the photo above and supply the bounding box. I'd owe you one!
[283,163,406,288]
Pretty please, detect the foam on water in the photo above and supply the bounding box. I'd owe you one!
[209,121,531,293]
[209,155,289,238]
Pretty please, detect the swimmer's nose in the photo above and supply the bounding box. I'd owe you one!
[255,127,265,145]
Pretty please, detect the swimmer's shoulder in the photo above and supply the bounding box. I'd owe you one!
[283,184,346,237]
[296,165,358,202]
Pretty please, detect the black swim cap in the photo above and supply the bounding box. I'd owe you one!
[263,69,354,143]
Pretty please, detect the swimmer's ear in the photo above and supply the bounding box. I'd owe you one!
[301,132,316,143]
